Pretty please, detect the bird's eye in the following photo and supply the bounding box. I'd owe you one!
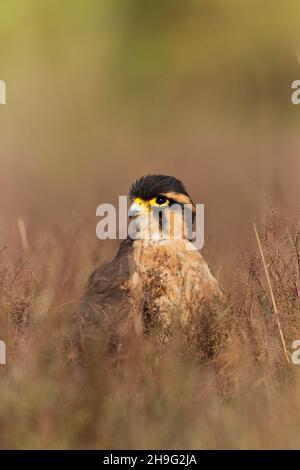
[155,195,167,205]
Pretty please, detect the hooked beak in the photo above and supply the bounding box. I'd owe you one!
[128,200,148,217]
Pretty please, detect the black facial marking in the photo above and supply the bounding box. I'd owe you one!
[130,174,191,201]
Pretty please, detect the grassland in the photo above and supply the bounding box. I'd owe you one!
[1,0,300,449]
[0,199,300,449]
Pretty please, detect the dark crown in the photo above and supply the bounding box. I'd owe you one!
[130,174,190,201]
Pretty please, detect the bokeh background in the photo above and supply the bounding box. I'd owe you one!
[1,0,300,449]
[1,0,300,277]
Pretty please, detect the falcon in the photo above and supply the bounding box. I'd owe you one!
[81,175,227,357]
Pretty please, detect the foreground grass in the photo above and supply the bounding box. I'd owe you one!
[0,214,300,449]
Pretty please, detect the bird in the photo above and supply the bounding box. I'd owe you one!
[80,175,228,358]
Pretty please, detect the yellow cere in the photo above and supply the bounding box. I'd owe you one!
[133,197,149,209]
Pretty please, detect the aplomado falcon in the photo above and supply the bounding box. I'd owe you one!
[81,175,227,357]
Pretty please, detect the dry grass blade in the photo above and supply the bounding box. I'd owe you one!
[17,217,29,253]
[253,223,291,364]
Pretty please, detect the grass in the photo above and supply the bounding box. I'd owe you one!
[0,0,299,450]
[0,209,300,449]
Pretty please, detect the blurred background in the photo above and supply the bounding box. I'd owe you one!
[2,0,300,450]
[1,0,300,282]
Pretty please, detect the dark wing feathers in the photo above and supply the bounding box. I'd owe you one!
[80,238,133,334]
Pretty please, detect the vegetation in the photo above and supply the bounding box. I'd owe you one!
[0,213,299,449]
[1,1,300,449]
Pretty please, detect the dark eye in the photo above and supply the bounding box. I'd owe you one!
[155,195,167,205]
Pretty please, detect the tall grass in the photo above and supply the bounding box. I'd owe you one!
[0,211,300,449]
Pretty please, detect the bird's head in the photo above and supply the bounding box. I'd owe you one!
[128,175,196,240]
[129,174,195,216]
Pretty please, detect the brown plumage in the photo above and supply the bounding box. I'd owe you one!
[81,175,228,358]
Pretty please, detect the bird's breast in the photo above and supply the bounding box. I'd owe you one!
[127,239,223,336]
